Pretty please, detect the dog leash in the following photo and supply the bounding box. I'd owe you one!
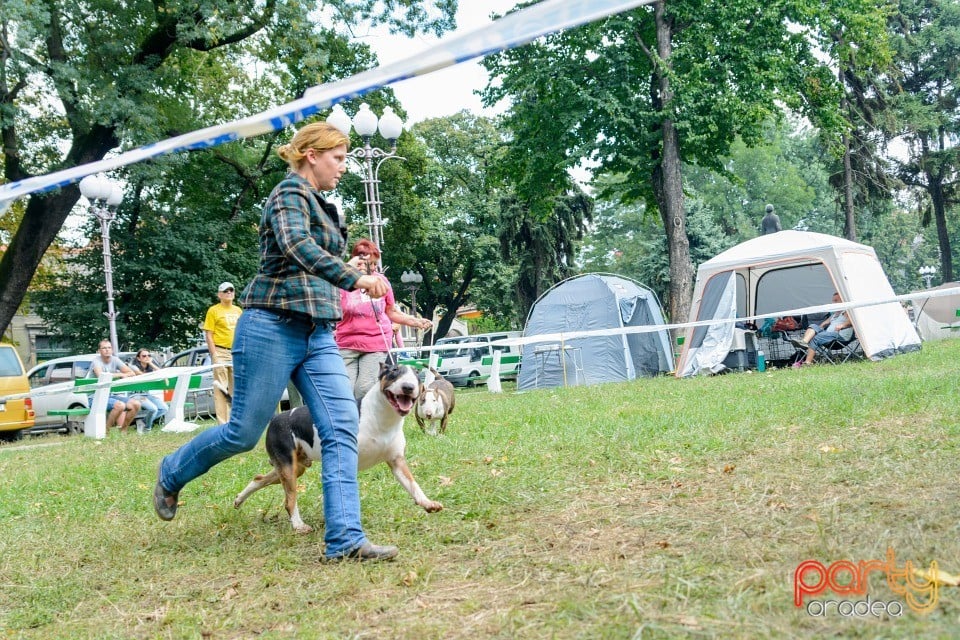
[367,283,397,366]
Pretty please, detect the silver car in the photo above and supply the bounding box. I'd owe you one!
[160,347,217,419]
[162,346,292,418]
[26,352,137,434]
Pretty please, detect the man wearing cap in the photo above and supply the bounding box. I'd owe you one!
[204,282,243,424]
[761,204,782,235]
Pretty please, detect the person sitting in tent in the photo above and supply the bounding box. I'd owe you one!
[791,292,853,367]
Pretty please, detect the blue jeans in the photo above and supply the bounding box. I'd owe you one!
[158,308,368,557]
[810,325,844,347]
[135,394,168,429]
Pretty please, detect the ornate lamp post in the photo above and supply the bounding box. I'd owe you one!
[401,270,424,353]
[79,175,124,353]
[919,265,937,289]
[326,103,404,261]
[400,270,423,316]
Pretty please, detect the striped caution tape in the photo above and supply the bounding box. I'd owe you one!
[0,0,654,213]
[400,286,960,355]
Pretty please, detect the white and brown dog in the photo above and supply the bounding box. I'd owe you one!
[233,362,442,533]
[415,368,456,436]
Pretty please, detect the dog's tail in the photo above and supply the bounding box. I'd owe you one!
[425,367,446,386]
[414,388,426,432]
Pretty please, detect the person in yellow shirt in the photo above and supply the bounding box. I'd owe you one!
[204,282,243,424]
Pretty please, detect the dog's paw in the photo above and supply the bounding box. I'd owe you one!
[233,496,244,509]
[293,524,314,534]
[421,500,443,513]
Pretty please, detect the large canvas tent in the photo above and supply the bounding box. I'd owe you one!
[912,282,960,341]
[518,274,672,391]
[676,231,921,377]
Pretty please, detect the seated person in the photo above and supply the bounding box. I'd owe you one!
[90,340,142,433]
[129,348,168,431]
[792,292,853,367]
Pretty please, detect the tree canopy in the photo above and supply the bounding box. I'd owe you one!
[885,0,960,281]
[482,0,889,322]
[0,0,457,338]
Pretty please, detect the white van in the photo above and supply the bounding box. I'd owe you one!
[436,331,522,387]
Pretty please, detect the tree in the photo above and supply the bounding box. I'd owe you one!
[580,190,727,310]
[683,119,841,238]
[482,0,888,323]
[816,3,896,241]
[403,112,517,339]
[860,203,939,294]
[886,0,960,281]
[32,148,266,351]
[498,187,594,322]
[0,0,456,337]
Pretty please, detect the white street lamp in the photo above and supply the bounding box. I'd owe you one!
[325,103,405,260]
[400,270,424,352]
[919,265,937,289]
[400,270,423,317]
[79,175,124,353]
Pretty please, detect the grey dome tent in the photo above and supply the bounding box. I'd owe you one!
[518,274,672,391]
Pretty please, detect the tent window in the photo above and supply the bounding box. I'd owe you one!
[755,263,834,315]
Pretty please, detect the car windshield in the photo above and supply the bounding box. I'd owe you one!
[0,348,23,376]
[435,338,467,357]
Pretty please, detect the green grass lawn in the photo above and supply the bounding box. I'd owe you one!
[2,340,960,639]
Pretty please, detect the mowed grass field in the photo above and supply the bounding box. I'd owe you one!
[2,339,960,639]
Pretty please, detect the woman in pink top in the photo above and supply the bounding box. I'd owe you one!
[335,239,432,401]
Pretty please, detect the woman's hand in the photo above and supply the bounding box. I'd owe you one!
[355,274,387,298]
[347,255,371,274]
[415,317,432,330]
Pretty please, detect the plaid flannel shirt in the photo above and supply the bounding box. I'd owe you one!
[239,172,363,323]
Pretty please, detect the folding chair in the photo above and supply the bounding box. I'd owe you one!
[786,330,862,365]
[811,333,862,365]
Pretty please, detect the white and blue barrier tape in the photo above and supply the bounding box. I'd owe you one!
[399,286,960,356]
[0,0,654,214]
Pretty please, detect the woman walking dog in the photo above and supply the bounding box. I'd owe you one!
[153,121,399,562]
[336,238,432,401]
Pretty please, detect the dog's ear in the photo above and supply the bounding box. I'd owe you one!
[379,361,391,377]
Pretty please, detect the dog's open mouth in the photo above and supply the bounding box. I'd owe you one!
[386,391,416,416]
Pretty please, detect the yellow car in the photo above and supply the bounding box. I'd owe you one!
[0,344,35,442]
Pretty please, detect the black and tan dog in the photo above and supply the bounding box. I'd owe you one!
[233,361,443,533]
[415,367,456,436]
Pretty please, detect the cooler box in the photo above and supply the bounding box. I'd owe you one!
[722,329,757,371]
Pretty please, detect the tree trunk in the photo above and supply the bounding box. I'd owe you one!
[0,120,118,336]
[0,189,80,335]
[656,122,693,326]
[841,133,857,241]
[838,49,857,241]
[929,177,954,282]
[653,2,693,326]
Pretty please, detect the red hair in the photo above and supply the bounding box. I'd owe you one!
[350,238,380,260]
